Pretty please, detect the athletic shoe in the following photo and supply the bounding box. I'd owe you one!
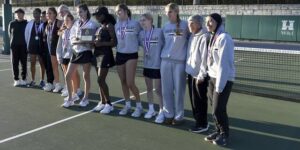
[39,80,45,88]
[61,90,68,97]
[79,98,89,107]
[64,93,80,102]
[61,86,67,93]
[76,88,83,96]
[13,80,20,87]
[43,83,54,92]
[212,134,228,146]
[154,111,165,124]
[61,100,74,108]
[189,124,210,133]
[172,119,185,125]
[144,109,156,119]
[119,106,131,115]
[53,83,63,93]
[19,80,27,86]
[93,103,105,111]
[131,107,143,118]
[27,81,36,87]
[100,104,114,114]
[204,132,220,142]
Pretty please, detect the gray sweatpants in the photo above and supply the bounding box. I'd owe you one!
[161,59,186,121]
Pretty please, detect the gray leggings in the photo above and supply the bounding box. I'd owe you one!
[161,60,186,121]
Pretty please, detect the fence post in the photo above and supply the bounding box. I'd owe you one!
[2,0,12,55]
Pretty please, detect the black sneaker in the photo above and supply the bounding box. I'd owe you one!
[212,134,228,146]
[189,124,210,133]
[39,80,45,88]
[27,81,36,87]
[204,132,219,142]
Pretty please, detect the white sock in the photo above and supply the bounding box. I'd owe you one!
[148,103,154,111]
[136,102,142,108]
[125,100,131,107]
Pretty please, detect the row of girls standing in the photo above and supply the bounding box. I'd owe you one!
[108,3,235,146]
[17,3,235,146]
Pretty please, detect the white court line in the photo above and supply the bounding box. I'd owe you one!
[0,61,11,63]
[0,91,148,144]
[0,68,12,72]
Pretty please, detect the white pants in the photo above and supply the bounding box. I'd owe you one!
[161,60,186,121]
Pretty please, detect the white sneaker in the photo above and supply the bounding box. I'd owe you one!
[13,80,20,87]
[93,103,105,111]
[119,106,131,115]
[43,83,54,92]
[19,80,27,86]
[100,104,114,114]
[61,86,67,93]
[144,109,156,119]
[155,111,165,124]
[61,90,69,97]
[79,98,89,107]
[64,93,80,102]
[53,83,63,93]
[61,100,74,108]
[131,107,143,118]
[76,88,83,96]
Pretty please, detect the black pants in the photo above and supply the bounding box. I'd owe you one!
[207,77,233,137]
[187,75,209,128]
[40,51,54,84]
[11,45,27,80]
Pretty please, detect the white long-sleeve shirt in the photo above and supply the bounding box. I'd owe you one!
[70,19,98,53]
[207,26,235,93]
[185,28,209,80]
[56,28,73,63]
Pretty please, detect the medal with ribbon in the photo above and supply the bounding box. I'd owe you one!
[63,29,71,52]
[47,20,56,41]
[34,21,40,40]
[76,19,89,39]
[143,27,154,56]
[208,30,222,66]
[119,20,128,40]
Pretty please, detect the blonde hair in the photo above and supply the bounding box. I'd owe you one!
[165,3,181,35]
[58,4,69,13]
[141,13,154,26]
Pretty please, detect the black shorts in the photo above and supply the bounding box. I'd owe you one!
[115,52,138,65]
[95,54,115,68]
[50,48,56,56]
[143,68,161,79]
[71,50,93,64]
[62,58,70,65]
[28,49,40,55]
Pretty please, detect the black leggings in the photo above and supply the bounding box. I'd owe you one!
[207,77,233,137]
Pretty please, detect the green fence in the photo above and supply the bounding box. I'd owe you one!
[225,15,300,42]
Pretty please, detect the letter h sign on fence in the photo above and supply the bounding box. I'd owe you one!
[281,20,294,31]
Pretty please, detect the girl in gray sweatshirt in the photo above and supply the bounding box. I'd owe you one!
[138,13,164,123]
[115,4,143,118]
[161,3,189,125]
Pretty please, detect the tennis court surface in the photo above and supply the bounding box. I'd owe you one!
[0,53,299,150]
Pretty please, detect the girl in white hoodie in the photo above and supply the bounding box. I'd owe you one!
[204,13,235,146]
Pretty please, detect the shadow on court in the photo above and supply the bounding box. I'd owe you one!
[64,92,300,149]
